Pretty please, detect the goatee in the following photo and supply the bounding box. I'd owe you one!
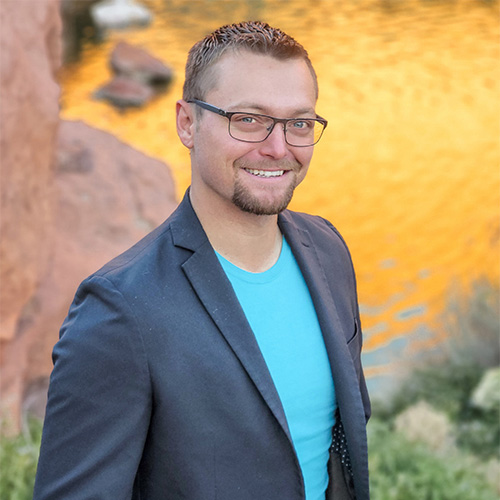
[232,158,301,216]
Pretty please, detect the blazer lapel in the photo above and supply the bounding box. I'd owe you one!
[278,212,368,469]
[169,193,293,443]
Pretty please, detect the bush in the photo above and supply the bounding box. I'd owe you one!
[368,418,498,500]
[375,280,500,460]
[0,418,42,500]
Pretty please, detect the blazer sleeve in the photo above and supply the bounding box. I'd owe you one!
[33,275,152,500]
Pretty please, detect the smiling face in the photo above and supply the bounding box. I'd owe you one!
[178,50,318,219]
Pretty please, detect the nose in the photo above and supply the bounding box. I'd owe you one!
[259,122,289,159]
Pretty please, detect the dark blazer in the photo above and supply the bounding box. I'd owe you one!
[34,191,371,500]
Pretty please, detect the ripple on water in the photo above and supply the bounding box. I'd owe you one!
[60,0,500,393]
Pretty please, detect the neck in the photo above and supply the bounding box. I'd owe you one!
[190,190,283,273]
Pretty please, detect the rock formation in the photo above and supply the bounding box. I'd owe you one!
[18,120,177,422]
[110,40,174,84]
[0,0,61,346]
[95,41,174,108]
[0,0,177,428]
[94,74,155,107]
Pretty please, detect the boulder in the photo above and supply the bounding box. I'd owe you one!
[1,119,177,426]
[110,40,174,84]
[94,41,174,108]
[0,0,178,431]
[0,0,61,344]
[94,74,154,107]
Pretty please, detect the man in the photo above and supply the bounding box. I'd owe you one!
[34,21,370,500]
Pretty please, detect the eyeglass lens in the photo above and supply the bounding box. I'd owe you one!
[229,113,324,146]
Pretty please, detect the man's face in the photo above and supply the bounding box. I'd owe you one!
[188,51,318,217]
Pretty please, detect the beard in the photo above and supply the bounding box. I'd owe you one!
[232,158,302,216]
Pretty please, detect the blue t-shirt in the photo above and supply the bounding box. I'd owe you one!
[216,237,336,500]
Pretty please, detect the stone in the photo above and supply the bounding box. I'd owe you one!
[94,74,154,107]
[110,40,174,85]
[91,0,152,30]
[0,0,61,344]
[1,119,178,427]
[95,41,174,109]
[0,0,178,432]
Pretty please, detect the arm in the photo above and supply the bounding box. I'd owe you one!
[33,275,152,499]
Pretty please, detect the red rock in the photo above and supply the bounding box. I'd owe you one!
[0,0,61,345]
[94,74,154,107]
[0,0,61,430]
[110,40,174,84]
[0,0,178,428]
[1,120,178,426]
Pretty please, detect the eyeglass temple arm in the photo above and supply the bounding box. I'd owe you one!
[187,99,228,117]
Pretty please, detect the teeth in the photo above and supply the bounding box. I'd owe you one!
[245,169,285,178]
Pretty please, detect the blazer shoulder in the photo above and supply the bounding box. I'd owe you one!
[77,193,207,301]
[280,210,359,297]
[281,210,351,252]
[93,216,174,281]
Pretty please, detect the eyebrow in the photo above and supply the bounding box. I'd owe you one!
[227,102,316,117]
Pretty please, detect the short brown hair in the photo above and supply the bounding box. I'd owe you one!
[182,21,318,102]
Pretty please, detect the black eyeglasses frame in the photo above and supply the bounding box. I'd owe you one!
[187,99,327,147]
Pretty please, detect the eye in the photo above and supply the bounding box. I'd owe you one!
[233,114,260,124]
[291,120,313,130]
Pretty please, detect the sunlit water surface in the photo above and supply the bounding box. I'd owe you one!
[60,0,499,393]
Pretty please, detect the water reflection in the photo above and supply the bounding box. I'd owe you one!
[59,0,499,393]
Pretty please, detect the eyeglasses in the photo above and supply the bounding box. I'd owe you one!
[187,99,327,147]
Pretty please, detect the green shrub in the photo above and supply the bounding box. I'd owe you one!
[375,280,500,460]
[0,418,42,500]
[368,418,498,500]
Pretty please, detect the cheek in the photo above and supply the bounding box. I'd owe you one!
[298,147,314,166]
[297,164,310,185]
[196,126,252,161]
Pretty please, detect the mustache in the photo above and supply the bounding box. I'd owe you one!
[234,157,301,172]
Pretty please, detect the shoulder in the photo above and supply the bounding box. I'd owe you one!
[92,216,174,284]
[279,209,350,252]
[88,195,200,290]
[279,209,358,291]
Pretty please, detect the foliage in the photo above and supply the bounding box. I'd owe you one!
[375,280,500,459]
[471,368,500,412]
[368,418,498,500]
[0,418,42,500]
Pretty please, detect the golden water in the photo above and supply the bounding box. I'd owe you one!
[60,0,499,391]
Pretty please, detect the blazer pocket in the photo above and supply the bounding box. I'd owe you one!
[346,318,359,346]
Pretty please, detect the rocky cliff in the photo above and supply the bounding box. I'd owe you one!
[0,0,177,428]
[0,0,61,346]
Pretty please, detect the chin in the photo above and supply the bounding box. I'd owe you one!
[232,186,295,216]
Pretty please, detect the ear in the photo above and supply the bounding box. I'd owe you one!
[176,99,195,149]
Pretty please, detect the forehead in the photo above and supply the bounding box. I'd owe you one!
[205,51,317,115]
